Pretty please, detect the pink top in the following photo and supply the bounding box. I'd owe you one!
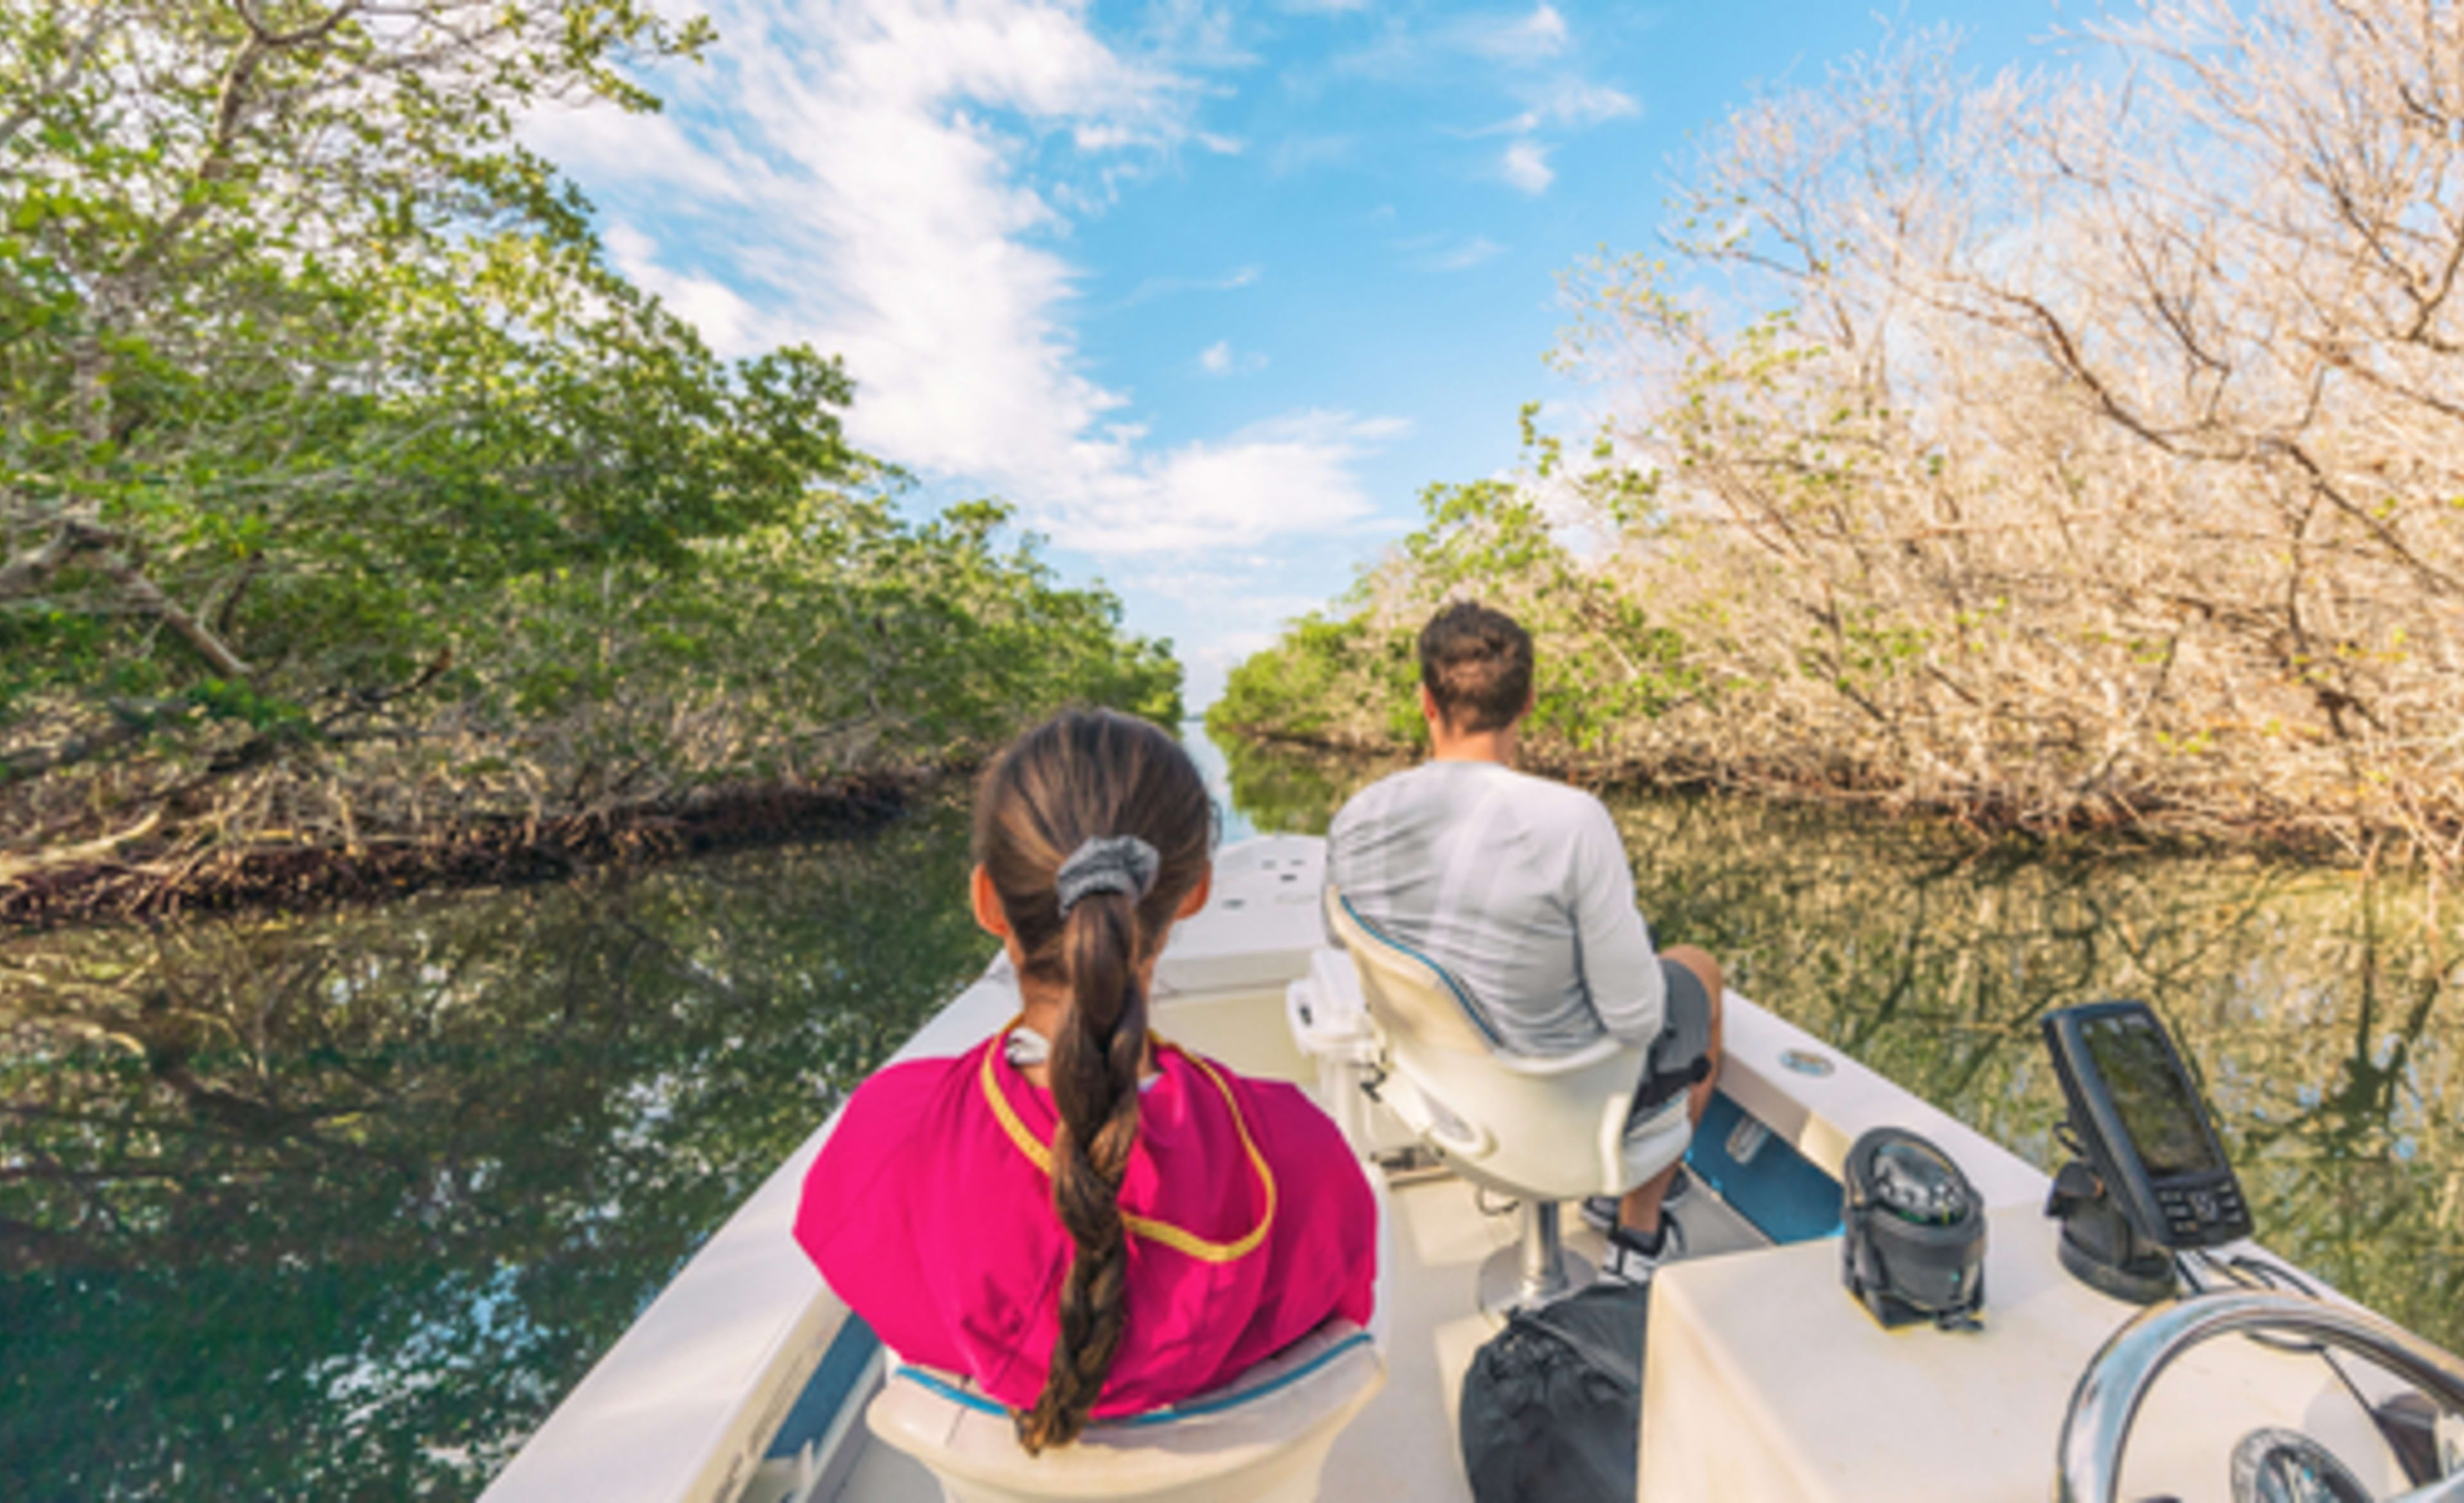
[795,1032,1378,1418]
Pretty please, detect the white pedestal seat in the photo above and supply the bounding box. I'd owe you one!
[1321,888,1688,1312]
[863,1320,1385,1503]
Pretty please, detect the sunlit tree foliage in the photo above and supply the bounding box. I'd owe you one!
[1217,0,2463,858]
[1,1,1178,891]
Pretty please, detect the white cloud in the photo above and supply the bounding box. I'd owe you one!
[1059,411,1408,554]
[1432,236,1507,271]
[1501,139,1554,194]
[1186,631,1277,706]
[1325,21,1424,82]
[1142,0,1259,71]
[1172,597,1328,704]
[1396,233,1505,271]
[1112,263,1262,309]
[1468,4,1569,65]
[1197,339,1268,375]
[531,0,1399,558]
[1542,79,1639,127]
[523,101,739,194]
[1480,79,1641,135]
[1270,133,1357,175]
[1073,121,1142,151]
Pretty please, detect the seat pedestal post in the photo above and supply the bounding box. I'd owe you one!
[1478,1200,1589,1318]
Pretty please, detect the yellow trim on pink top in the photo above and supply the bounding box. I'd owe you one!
[977,1022,1277,1264]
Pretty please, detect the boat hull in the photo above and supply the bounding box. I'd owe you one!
[482,834,2454,1503]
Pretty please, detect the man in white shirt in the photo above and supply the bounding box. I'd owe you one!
[1326,601,1724,1282]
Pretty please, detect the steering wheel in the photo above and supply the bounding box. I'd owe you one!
[2055,1289,2464,1503]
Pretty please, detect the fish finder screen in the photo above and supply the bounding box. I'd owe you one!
[2083,1012,2223,1179]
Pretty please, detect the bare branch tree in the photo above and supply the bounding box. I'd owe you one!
[1524,1,2464,852]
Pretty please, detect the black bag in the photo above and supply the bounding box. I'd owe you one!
[1457,1283,1650,1503]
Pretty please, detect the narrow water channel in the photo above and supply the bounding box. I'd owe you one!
[3,727,2456,1499]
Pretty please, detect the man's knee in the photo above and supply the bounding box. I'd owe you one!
[1663,943,1723,1006]
[1661,943,1725,1119]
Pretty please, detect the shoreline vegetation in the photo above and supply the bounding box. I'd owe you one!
[1,2,1178,927]
[1213,1,2463,872]
[0,771,925,928]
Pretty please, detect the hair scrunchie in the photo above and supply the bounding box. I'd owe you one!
[1054,835,1160,916]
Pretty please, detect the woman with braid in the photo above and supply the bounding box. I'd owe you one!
[794,710,1377,1451]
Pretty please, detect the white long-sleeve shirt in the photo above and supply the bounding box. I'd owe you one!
[1325,759,1665,1056]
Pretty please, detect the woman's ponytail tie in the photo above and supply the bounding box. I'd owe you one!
[1054,836,1161,916]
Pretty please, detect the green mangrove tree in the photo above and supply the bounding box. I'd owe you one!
[1,1,1177,910]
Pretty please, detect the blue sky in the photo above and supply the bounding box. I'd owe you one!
[527,0,2071,705]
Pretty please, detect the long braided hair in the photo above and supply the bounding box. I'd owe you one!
[973,710,1213,1453]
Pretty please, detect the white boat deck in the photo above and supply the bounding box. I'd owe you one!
[823,984,1774,1503]
[483,834,2455,1503]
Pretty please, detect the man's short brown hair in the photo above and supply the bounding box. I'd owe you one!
[1419,601,1534,734]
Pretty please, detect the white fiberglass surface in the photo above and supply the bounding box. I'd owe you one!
[803,909,2431,1500]
[819,975,2426,1503]
[819,979,1772,1503]
[817,844,2413,1502]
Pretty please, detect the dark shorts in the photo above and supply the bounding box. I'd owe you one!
[1630,957,1715,1119]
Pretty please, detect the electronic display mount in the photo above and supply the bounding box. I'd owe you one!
[2042,999,2252,1300]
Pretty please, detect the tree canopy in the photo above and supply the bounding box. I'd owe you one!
[1,1,1179,893]
[1214,0,2463,859]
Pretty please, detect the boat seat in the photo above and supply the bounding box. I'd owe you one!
[864,1319,1385,1503]
[1284,947,1421,1160]
[1324,886,1690,1312]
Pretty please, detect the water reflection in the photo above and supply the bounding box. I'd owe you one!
[1177,719,1262,846]
[1217,735,2463,1354]
[0,802,984,1500]
[4,741,2456,1499]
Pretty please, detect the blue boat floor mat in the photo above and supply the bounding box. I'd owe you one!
[766,1313,882,1459]
[1686,1092,1842,1246]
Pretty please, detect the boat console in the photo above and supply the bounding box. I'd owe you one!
[2040,1002,2464,1503]
[1648,998,2464,1501]
[2057,1287,2464,1503]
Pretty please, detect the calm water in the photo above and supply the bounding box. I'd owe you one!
[1,802,989,1500]
[3,728,2458,1497]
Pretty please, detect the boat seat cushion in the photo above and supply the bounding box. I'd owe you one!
[866,1318,1384,1500]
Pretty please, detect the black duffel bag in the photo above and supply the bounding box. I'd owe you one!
[1457,1282,1649,1502]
